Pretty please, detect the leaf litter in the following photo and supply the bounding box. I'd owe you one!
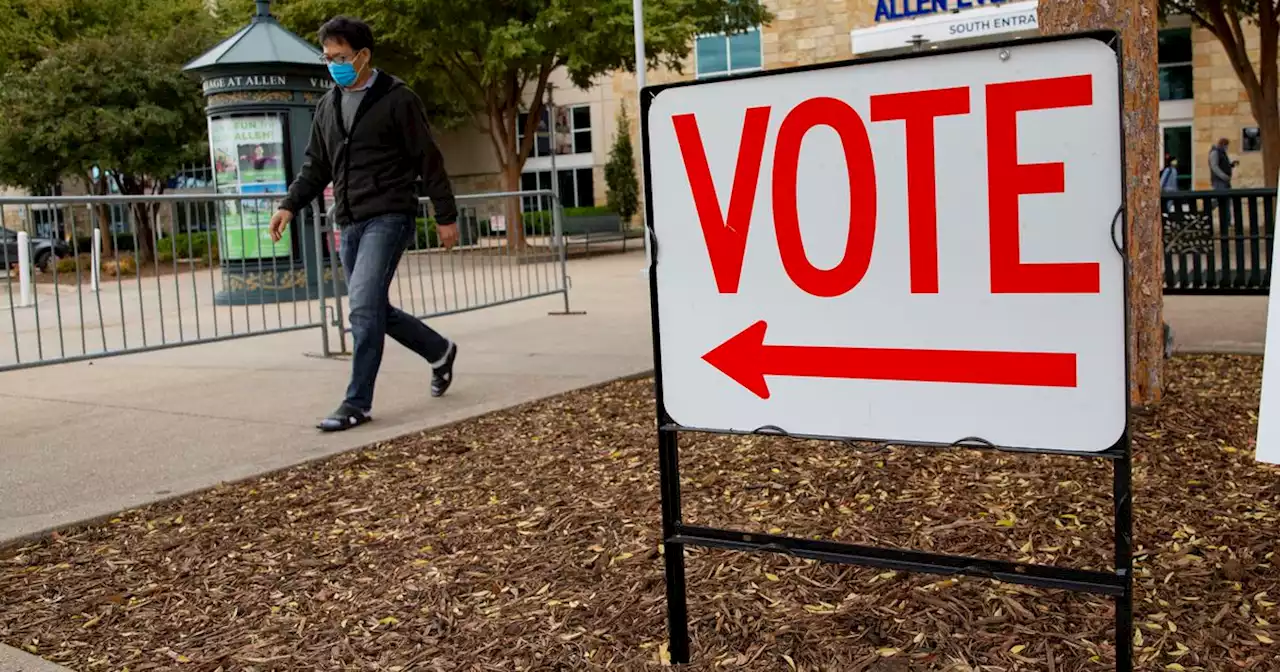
[1,355,1277,670]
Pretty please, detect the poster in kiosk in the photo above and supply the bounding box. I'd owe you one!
[209,115,291,261]
[643,33,1131,665]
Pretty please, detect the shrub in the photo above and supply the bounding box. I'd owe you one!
[414,217,440,249]
[102,255,137,277]
[521,206,616,235]
[55,255,87,275]
[71,232,136,254]
[105,233,136,252]
[156,232,219,263]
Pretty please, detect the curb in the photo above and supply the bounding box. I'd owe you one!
[1175,345,1265,356]
[0,645,73,672]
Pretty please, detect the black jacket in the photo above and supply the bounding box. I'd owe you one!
[280,73,458,226]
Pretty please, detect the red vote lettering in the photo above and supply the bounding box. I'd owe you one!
[672,107,772,294]
[772,97,878,298]
[985,75,1100,294]
[869,87,970,294]
[675,76,1098,300]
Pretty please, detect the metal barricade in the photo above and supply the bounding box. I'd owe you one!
[0,189,573,373]
[1162,188,1277,294]
[399,189,571,321]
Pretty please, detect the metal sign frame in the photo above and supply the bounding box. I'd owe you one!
[639,30,1134,670]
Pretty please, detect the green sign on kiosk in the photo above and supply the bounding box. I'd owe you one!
[209,115,292,260]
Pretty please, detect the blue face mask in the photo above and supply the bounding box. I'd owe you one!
[328,61,359,87]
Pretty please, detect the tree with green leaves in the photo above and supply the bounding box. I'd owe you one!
[261,0,770,243]
[1161,0,1280,186]
[606,105,640,225]
[0,0,220,262]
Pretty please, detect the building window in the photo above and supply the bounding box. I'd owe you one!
[520,168,596,211]
[572,106,592,154]
[516,104,592,158]
[167,162,215,190]
[1158,28,1192,101]
[30,184,65,239]
[695,28,763,79]
[1162,125,1193,192]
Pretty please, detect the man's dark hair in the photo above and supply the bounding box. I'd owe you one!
[318,16,374,52]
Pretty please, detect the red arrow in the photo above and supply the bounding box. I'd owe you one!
[702,321,1078,399]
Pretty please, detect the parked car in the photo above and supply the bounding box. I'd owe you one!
[1,227,72,273]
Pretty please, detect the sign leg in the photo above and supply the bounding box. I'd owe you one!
[1113,440,1134,672]
[658,429,691,664]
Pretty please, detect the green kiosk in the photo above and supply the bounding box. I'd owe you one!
[183,0,344,305]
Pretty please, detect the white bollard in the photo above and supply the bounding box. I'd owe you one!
[16,231,31,307]
[91,227,102,293]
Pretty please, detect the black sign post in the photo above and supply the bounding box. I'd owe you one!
[640,31,1133,670]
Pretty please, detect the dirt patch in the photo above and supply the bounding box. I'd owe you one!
[2,355,1278,671]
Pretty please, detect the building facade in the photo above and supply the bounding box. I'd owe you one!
[435,0,1274,213]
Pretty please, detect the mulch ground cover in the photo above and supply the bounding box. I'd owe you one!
[2,355,1278,671]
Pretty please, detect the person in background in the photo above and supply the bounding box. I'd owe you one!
[1207,137,1240,229]
[1160,153,1179,193]
[1208,137,1238,189]
[269,15,460,432]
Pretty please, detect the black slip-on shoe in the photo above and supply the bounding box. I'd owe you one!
[317,403,372,432]
[431,342,457,398]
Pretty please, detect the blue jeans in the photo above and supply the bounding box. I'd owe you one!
[340,214,450,411]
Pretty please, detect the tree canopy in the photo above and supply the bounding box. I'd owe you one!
[0,0,224,259]
[260,0,771,218]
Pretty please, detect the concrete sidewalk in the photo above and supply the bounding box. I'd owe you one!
[0,645,67,672]
[1164,294,1268,354]
[0,252,653,544]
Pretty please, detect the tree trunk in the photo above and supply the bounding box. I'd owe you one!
[79,172,114,256]
[1255,17,1280,189]
[130,203,157,265]
[1040,0,1163,407]
[1256,98,1280,188]
[501,161,528,249]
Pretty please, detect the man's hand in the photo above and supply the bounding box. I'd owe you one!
[269,209,294,243]
[438,222,459,249]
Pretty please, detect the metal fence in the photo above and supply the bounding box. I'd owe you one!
[1162,188,1276,294]
[0,189,570,372]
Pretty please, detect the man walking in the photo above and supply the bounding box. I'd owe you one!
[270,15,459,432]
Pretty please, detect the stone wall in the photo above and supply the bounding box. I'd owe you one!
[1,186,28,233]
[766,0,875,67]
[1192,24,1269,188]
[449,172,510,223]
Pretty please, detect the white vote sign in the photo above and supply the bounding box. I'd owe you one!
[645,36,1127,452]
[1255,177,1280,464]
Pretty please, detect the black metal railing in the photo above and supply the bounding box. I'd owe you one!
[1162,188,1275,294]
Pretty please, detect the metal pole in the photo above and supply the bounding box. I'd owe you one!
[1113,438,1135,672]
[17,231,31,307]
[553,194,571,314]
[633,0,652,273]
[547,86,559,212]
[91,227,102,293]
[658,428,690,664]
[312,205,330,357]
